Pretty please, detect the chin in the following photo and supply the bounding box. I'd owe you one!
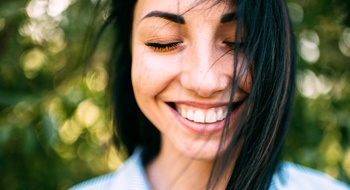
[172,135,231,161]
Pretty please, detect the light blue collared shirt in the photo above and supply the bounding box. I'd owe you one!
[71,148,350,190]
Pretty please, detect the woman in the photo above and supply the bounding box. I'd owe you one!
[72,0,350,189]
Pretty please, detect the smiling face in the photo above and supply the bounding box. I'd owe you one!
[131,0,252,160]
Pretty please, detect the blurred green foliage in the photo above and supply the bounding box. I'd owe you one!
[0,0,349,189]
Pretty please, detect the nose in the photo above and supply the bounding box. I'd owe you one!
[179,43,231,98]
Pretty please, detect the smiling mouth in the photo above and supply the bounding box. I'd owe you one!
[168,101,244,124]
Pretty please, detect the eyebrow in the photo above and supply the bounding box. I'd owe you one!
[142,11,237,24]
[143,11,185,24]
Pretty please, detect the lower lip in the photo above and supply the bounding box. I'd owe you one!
[168,104,242,135]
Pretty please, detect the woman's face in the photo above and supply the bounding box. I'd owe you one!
[131,0,251,160]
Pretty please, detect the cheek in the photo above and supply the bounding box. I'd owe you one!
[241,70,252,93]
[236,58,252,94]
[131,52,180,98]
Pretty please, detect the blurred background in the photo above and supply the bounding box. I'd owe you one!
[0,0,349,189]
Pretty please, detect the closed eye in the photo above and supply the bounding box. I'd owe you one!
[145,42,182,52]
[223,41,245,51]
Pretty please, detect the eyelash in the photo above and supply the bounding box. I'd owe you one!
[224,42,246,51]
[145,42,181,51]
[145,41,245,52]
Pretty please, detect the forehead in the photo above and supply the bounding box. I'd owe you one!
[133,0,233,23]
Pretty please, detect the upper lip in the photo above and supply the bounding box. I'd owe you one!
[172,101,229,109]
[169,99,246,109]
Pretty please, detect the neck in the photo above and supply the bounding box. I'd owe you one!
[145,140,232,190]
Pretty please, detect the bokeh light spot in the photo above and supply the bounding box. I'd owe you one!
[86,66,109,92]
[107,146,122,170]
[339,27,350,57]
[20,48,46,78]
[299,30,320,63]
[48,0,74,17]
[75,99,100,126]
[343,150,350,178]
[47,97,65,124]
[77,143,94,162]
[325,141,342,165]
[297,70,334,99]
[342,28,350,47]
[325,165,339,178]
[59,119,82,145]
[288,3,304,24]
[26,0,47,18]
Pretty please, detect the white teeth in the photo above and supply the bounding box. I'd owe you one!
[187,109,194,120]
[177,105,228,123]
[205,109,216,123]
[216,109,224,121]
[181,108,187,118]
[194,110,205,123]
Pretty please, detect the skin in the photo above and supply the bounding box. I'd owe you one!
[131,0,252,189]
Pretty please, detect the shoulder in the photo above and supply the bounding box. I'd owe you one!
[271,162,350,190]
[69,172,115,190]
[69,148,151,190]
